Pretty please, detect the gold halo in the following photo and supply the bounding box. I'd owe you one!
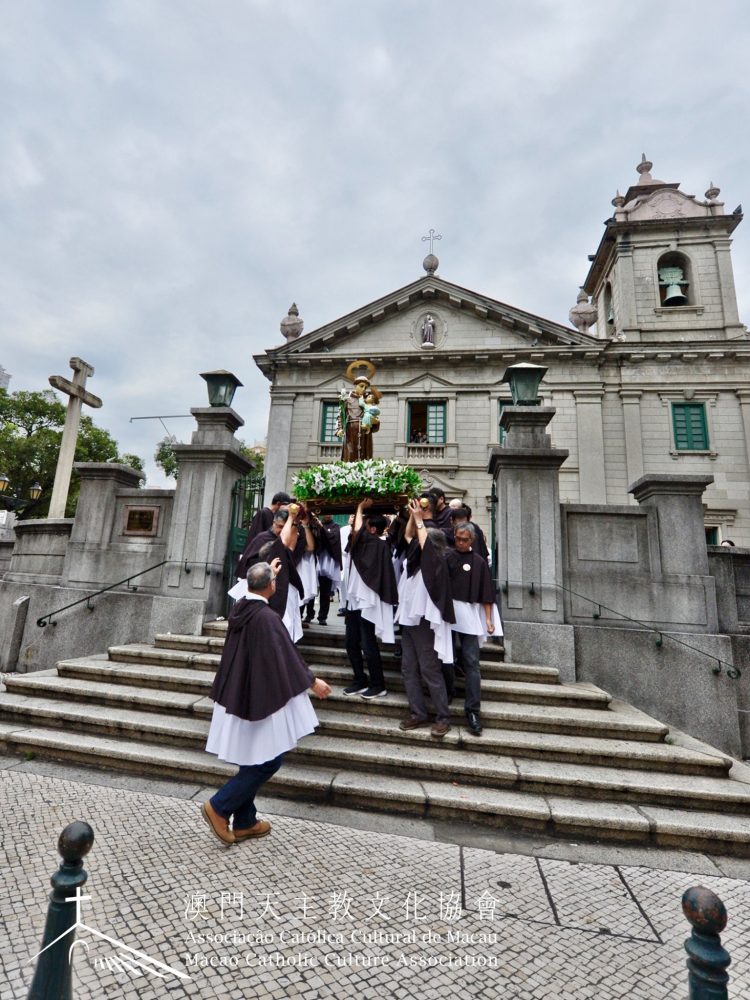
[346,359,376,384]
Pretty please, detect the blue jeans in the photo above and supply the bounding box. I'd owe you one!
[210,754,284,829]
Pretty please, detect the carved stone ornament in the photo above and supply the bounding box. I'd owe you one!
[568,288,597,335]
[412,311,445,350]
[280,302,304,341]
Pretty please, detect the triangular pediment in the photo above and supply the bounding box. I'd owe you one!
[627,187,709,222]
[255,275,597,378]
[402,372,458,390]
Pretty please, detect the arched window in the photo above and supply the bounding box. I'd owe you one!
[603,282,614,328]
[657,251,694,307]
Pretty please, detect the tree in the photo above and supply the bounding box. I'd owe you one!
[154,436,180,479]
[0,389,144,518]
[155,436,263,481]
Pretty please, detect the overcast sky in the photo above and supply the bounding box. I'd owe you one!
[2,0,749,486]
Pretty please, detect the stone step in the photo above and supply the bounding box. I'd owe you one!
[1,672,664,743]
[314,665,607,709]
[152,634,556,684]
[3,672,208,716]
[0,692,209,746]
[304,650,550,683]
[297,626,506,661]
[201,619,506,661]
[288,734,750,811]
[58,658,212,695]
[108,644,220,672]
[0,688,710,775]
[0,723,748,856]
[73,652,609,710]
[312,708,729,776]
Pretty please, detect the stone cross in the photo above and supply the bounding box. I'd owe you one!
[421,228,442,254]
[47,357,102,518]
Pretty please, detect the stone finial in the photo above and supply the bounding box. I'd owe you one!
[423,253,439,275]
[611,190,625,208]
[280,302,304,342]
[705,181,721,202]
[636,153,653,183]
[569,288,597,335]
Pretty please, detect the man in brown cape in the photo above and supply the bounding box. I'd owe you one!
[202,561,331,845]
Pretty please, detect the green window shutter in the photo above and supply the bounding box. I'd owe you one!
[320,402,339,443]
[427,402,446,444]
[672,403,708,450]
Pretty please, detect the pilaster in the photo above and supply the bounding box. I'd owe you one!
[573,389,607,503]
[619,389,644,494]
[736,389,750,472]
[264,391,297,504]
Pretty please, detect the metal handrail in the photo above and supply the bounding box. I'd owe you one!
[36,559,222,628]
[500,578,742,679]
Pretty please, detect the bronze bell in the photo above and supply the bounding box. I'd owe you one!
[659,265,688,306]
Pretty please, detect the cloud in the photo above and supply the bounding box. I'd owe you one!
[1,0,749,485]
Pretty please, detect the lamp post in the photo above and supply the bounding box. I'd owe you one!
[500,362,548,406]
[0,474,43,514]
[200,370,243,408]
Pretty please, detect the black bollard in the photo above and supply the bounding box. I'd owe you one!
[27,821,95,1000]
[682,885,731,1000]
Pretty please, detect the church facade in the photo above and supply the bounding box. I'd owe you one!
[254,158,750,546]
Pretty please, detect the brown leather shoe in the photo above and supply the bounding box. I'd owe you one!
[431,720,451,738]
[234,819,272,842]
[399,715,428,731]
[201,801,235,845]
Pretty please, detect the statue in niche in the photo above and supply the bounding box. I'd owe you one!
[421,314,436,349]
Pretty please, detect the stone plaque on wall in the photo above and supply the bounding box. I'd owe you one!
[123,505,160,537]
[566,510,650,572]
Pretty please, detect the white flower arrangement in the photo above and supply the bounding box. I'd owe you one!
[293,459,423,501]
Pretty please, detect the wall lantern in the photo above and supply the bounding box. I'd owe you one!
[0,474,43,510]
[500,362,548,406]
[200,370,243,408]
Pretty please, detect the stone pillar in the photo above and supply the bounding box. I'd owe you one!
[736,389,750,473]
[61,463,145,587]
[164,407,254,612]
[263,391,296,504]
[489,407,569,623]
[715,237,742,332]
[5,520,74,585]
[629,474,714,576]
[573,389,607,503]
[614,239,639,338]
[68,463,144,548]
[620,389,644,492]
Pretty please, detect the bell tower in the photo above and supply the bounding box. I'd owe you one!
[582,155,744,343]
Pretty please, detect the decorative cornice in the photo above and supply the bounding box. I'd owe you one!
[254,275,600,380]
[583,212,742,296]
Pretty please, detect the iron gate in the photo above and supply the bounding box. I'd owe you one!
[224,473,265,607]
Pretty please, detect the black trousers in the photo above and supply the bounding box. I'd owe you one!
[318,576,334,623]
[345,609,385,689]
[305,576,335,622]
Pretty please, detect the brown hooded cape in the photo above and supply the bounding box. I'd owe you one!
[210,598,314,722]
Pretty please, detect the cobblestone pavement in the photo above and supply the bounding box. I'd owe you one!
[1,767,749,1000]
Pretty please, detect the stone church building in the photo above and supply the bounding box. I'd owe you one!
[254,157,750,546]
